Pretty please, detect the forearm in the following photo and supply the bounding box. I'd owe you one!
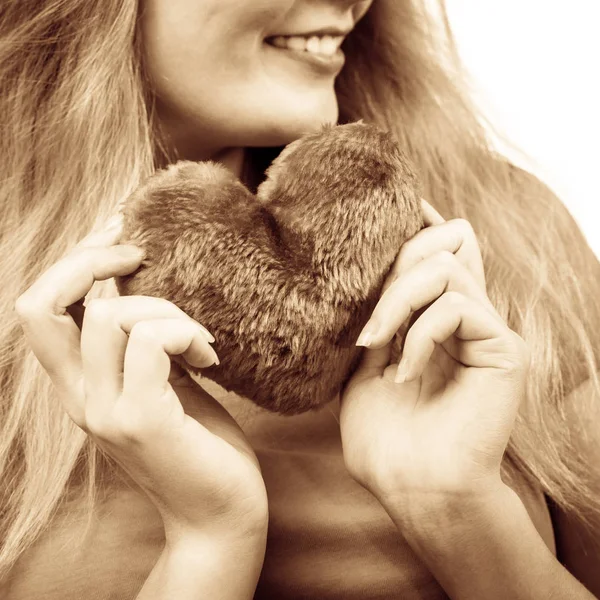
[135,531,267,600]
[381,484,596,600]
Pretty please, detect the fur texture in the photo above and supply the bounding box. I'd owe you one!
[115,122,424,414]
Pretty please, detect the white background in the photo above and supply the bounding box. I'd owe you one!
[443,0,600,257]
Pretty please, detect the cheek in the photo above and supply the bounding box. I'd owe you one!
[141,0,295,71]
[141,0,341,147]
[141,3,254,85]
[141,0,294,107]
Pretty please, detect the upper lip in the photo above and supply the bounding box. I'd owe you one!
[268,26,352,38]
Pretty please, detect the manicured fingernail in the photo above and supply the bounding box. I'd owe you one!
[356,320,378,347]
[113,245,145,260]
[186,330,220,367]
[199,342,219,366]
[209,346,220,366]
[356,319,378,347]
[356,331,372,347]
[193,322,215,343]
[394,361,411,383]
[189,323,219,365]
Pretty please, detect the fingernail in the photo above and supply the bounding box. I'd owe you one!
[191,323,219,364]
[356,320,378,347]
[193,321,215,343]
[208,345,220,366]
[356,331,372,347]
[394,360,411,383]
[113,244,145,260]
[194,341,219,367]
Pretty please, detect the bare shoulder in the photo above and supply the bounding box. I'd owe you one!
[549,375,600,596]
[3,483,164,600]
[504,165,600,591]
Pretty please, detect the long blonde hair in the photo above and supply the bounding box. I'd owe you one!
[1,0,599,580]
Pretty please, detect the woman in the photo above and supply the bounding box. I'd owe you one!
[1,0,599,598]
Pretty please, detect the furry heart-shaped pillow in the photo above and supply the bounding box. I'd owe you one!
[115,122,423,414]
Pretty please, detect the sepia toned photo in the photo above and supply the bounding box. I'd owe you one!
[1,1,599,598]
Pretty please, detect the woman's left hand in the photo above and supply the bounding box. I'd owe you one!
[339,200,531,513]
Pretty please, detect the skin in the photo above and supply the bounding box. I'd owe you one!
[15,0,600,597]
[341,203,599,598]
[141,0,373,162]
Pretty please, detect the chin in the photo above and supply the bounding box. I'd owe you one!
[249,96,340,147]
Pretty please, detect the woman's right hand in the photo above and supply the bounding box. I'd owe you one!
[14,215,269,547]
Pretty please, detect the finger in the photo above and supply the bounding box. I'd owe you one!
[421,198,446,226]
[20,244,144,322]
[14,244,145,426]
[357,251,500,349]
[81,296,216,409]
[382,218,486,295]
[64,214,128,330]
[122,318,219,408]
[394,292,528,383]
[15,244,144,378]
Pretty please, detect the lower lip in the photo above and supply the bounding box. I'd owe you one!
[264,42,345,77]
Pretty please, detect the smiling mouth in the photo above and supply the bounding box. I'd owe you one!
[265,34,345,57]
[264,33,346,75]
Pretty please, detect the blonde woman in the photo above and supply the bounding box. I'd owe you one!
[2,1,599,598]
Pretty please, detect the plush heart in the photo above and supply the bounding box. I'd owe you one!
[115,122,424,414]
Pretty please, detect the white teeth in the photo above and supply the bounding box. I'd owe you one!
[305,36,321,54]
[287,36,308,51]
[319,35,338,56]
[268,34,344,56]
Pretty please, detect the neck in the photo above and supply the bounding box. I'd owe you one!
[212,147,246,179]
[153,124,247,179]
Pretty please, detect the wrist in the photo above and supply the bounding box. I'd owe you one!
[378,482,596,600]
[164,526,267,565]
[137,521,267,600]
[163,510,269,553]
[163,521,268,588]
[379,478,516,552]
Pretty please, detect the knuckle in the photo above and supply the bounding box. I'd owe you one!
[453,218,475,236]
[84,411,114,440]
[85,405,145,444]
[14,293,40,321]
[442,290,465,308]
[110,404,146,443]
[396,237,414,258]
[398,240,425,267]
[84,298,117,324]
[129,320,160,344]
[497,333,530,373]
[436,249,458,270]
